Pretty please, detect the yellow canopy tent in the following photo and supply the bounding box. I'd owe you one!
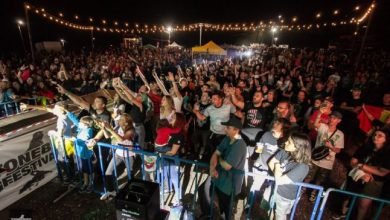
[192,41,227,56]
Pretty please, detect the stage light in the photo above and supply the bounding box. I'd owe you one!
[316,13,321,18]
[355,6,360,11]
[17,19,24,26]
[333,10,339,15]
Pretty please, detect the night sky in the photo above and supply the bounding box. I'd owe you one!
[1,0,389,54]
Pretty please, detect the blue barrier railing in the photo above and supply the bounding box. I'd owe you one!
[48,134,390,220]
[0,98,37,117]
[316,188,390,220]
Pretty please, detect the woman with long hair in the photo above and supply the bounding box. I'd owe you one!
[93,113,135,200]
[246,118,291,210]
[155,112,187,206]
[160,95,176,124]
[333,128,390,220]
[268,132,311,220]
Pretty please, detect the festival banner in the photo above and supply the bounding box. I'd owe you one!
[0,123,57,211]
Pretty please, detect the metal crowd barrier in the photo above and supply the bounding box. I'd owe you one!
[50,134,390,220]
[316,188,390,220]
[0,98,37,117]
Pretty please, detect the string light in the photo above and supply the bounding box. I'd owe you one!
[24,2,373,34]
[357,2,375,24]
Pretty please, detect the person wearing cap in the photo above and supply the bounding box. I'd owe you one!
[306,109,344,202]
[340,85,364,149]
[209,116,246,220]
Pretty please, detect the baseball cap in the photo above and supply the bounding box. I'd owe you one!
[221,117,243,130]
[330,111,343,120]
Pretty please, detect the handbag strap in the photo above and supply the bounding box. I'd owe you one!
[325,129,338,142]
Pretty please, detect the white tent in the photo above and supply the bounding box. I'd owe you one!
[167,41,183,48]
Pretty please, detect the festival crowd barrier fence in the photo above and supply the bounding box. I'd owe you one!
[48,133,390,220]
[0,98,38,118]
[316,188,390,220]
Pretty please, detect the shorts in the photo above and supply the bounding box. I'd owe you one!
[306,163,331,185]
[275,193,295,215]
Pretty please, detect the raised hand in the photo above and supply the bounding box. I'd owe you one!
[56,84,67,94]
[112,77,120,88]
[168,72,175,81]
[20,103,28,111]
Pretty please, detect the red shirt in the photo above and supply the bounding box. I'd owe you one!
[148,92,162,115]
[155,127,181,146]
[40,89,55,99]
[309,110,330,141]
[21,69,30,81]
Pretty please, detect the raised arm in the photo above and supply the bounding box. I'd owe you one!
[152,70,169,95]
[20,103,54,113]
[116,78,143,111]
[57,84,90,111]
[168,72,182,100]
[192,103,207,121]
[228,87,244,110]
[112,79,132,104]
[136,65,150,88]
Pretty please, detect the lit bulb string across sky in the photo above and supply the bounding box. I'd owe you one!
[24,2,375,34]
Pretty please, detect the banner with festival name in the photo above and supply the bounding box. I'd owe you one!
[0,123,57,211]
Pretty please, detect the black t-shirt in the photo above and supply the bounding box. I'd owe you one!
[89,106,112,123]
[243,102,266,129]
[353,145,390,182]
[129,103,147,124]
[345,97,363,108]
[197,103,211,130]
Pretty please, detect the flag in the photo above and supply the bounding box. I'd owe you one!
[358,105,390,133]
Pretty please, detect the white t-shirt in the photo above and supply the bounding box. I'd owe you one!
[114,127,134,157]
[203,104,236,134]
[173,97,183,113]
[312,123,344,169]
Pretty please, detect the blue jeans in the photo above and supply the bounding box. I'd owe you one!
[163,159,180,202]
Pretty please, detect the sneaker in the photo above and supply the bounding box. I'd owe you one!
[100,192,110,200]
[100,191,116,200]
[332,213,347,219]
[118,182,127,190]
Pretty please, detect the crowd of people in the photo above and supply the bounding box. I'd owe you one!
[2,45,390,219]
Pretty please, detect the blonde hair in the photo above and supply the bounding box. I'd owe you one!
[80,116,94,127]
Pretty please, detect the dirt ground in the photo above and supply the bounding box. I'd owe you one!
[1,154,389,220]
